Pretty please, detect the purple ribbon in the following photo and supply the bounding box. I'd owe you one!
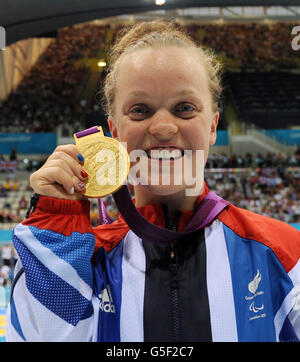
[98,198,114,225]
[113,185,229,243]
[76,126,100,139]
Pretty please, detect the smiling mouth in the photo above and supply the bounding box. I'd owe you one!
[146,148,183,160]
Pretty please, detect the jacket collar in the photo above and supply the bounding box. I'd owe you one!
[118,182,210,232]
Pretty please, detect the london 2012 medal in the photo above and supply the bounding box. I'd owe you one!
[74,126,130,198]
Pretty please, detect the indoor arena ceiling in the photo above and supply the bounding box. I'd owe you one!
[1,0,300,46]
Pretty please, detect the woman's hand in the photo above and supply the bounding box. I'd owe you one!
[30,144,89,200]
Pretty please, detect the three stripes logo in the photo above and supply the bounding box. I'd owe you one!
[98,285,116,313]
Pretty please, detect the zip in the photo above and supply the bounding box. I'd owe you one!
[162,205,182,341]
[169,223,181,342]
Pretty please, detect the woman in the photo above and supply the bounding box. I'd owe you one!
[6,20,300,342]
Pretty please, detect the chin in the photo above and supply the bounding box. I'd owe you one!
[143,183,186,196]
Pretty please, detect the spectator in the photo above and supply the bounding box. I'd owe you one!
[18,196,28,210]
[11,179,19,191]
[10,149,17,161]
[4,179,11,191]
[0,264,11,287]
[1,243,12,268]
[0,184,7,197]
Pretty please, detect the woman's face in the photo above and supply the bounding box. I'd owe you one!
[109,46,219,196]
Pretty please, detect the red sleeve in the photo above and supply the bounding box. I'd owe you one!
[22,195,93,236]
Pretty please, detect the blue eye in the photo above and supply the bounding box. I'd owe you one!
[175,103,195,113]
[131,107,148,114]
[129,104,150,120]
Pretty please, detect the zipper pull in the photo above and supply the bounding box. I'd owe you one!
[25,193,40,218]
[170,250,175,260]
[169,241,174,260]
[169,216,179,261]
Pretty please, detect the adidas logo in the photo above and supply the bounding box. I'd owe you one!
[98,285,116,313]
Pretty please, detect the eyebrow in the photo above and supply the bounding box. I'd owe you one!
[127,89,198,97]
[127,91,151,97]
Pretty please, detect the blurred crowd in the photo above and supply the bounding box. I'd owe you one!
[0,24,108,134]
[0,150,300,226]
[113,22,300,70]
[206,167,300,224]
[0,177,32,225]
[206,148,300,169]
[0,22,299,134]
[186,22,299,70]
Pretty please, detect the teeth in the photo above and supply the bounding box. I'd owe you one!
[170,149,182,159]
[149,149,182,160]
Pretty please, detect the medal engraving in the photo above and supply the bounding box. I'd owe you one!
[74,126,130,198]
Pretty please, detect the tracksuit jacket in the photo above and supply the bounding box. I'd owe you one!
[5,183,300,342]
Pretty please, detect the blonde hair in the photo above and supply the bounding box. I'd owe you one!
[102,20,223,117]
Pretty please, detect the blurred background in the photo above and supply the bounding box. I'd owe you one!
[0,0,300,341]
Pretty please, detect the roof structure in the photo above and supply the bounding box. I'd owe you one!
[1,0,300,45]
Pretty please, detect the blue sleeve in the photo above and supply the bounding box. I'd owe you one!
[5,196,98,341]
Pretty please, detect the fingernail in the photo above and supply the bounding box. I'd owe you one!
[70,186,74,194]
[81,170,88,178]
[77,153,84,162]
[77,181,85,190]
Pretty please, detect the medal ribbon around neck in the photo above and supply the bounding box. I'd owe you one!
[74,126,230,243]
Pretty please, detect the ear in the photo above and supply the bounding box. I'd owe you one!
[209,112,219,146]
[108,118,119,140]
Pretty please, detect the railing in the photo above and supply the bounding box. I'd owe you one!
[241,122,297,156]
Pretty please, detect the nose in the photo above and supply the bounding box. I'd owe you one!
[148,109,178,141]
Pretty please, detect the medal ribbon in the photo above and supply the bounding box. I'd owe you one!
[75,127,230,243]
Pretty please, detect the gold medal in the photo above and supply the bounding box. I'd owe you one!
[74,126,130,198]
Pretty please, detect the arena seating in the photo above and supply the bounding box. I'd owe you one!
[227,71,300,129]
[0,180,32,228]
[0,24,109,133]
[1,22,300,134]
